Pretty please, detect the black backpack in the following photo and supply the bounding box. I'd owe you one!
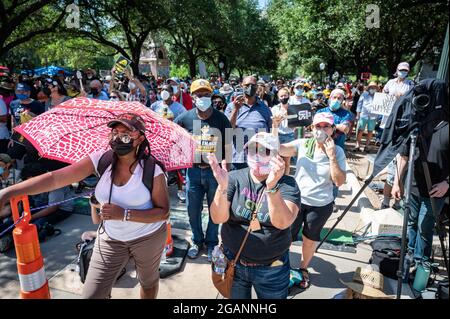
[369,236,402,279]
[96,150,158,194]
[75,238,126,284]
[76,239,96,284]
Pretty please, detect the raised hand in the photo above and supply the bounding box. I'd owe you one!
[266,155,285,189]
[207,153,228,191]
[323,137,336,159]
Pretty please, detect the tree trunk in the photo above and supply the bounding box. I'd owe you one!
[131,47,141,76]
[188,54,197,78]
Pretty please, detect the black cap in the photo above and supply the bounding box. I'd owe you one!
[107,113,146,133]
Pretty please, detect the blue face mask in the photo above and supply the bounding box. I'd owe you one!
[294,89,303,97]
[16,93,29,101]
[329,100,341,111]
[397,71,408,79]
[0,167,4,175]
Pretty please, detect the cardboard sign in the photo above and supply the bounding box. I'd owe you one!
[371,93,396,116]
[114,55,131,80]
[286,103,313,127]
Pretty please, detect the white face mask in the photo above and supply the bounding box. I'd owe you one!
[161,90,170,101]
[313,129,328,143]
[128,82,136,90]
[172,85,178,94]
[195,97,212,111]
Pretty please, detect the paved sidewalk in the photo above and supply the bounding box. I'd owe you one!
[0,157,415,299]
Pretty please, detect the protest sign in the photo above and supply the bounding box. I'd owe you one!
[286,103,313,127]
[114,55,131,80]
[371,92,396,116]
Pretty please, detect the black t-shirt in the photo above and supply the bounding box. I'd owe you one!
[221,167,301,264]
[401,121,449,197]
[175,108,231,166]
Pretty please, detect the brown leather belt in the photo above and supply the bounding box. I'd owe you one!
[239,259,271,267]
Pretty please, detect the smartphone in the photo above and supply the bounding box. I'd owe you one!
[233,88,244,97]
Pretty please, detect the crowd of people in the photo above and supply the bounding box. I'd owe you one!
[0,60,447,300]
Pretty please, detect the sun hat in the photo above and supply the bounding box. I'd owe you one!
[340,267,395,299]
[367,81,379,89]
[219,83,233,95]
[397,62,410,71]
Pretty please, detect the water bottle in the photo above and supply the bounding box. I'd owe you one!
[211,245,221,265]
[413,261,431,292]
[160,246,167,264]
[214,253,227,275]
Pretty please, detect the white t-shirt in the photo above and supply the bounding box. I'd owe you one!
[0,99,10,139]
[293,139,346,207]
[89,150,165,241]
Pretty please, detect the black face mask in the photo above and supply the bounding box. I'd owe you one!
[280,97,289,105]
[243,84,257,97]
[213,101,224,110]
[109,139,135,156]
[90,88,99,96]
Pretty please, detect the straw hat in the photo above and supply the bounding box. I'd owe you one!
[339,267,395,299]
[367,81,378,89]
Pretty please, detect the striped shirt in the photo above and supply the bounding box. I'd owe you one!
[225,98,272,163]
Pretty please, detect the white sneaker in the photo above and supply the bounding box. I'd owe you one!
[177,190,186,202]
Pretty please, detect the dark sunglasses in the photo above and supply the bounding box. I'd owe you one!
[247,146,271,157]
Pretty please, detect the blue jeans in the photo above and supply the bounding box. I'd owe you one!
[223,247,290,299]
[186,167,219,249]
[407,194,445,262]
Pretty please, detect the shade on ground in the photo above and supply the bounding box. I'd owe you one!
[293,228,354,244]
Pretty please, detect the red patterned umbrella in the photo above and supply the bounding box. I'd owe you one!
[14,97,195,171]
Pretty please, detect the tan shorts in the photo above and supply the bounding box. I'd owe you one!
[81,223,167,299]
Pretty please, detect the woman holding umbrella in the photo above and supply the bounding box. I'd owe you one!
[0,113,170,299]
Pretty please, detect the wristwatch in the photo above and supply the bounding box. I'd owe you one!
[265,184,280,194]
[123,208,131,222]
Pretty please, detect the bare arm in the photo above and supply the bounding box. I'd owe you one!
[392,155,408,200]
[0,156,95,210]
[125,175,169,223]
[267,192,299,230]
[229,96,244,128]
[336,123,350,135]
[322,138,346,186]
[279,141,298,158]
[208,154,230,224]
[266,156,299,229]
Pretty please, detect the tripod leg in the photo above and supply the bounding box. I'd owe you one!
[316,177,373,252]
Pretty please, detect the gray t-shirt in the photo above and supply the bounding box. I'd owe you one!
[293,138,346,207]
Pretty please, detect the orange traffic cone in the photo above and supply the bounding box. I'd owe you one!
[165,221,174,257]
[11,195,50,299]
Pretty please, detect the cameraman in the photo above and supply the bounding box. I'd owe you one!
[392,120,449,264]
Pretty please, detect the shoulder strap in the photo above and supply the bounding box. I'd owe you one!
[97,150,114,177]
[230,187,266,266]
[142,155,156,194]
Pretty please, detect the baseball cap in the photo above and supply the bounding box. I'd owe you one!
[330,88,345,99]
[312,112,334,126]
[397,62,410,71]
[107,113,146,133]
[16,82,31,91]
[167,77,180,85]
[190,79,213,94]
[244,132,280,152]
